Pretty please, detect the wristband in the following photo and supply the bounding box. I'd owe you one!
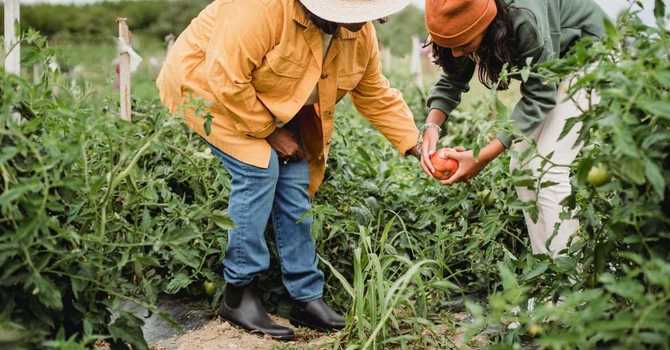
[421,122,442,135]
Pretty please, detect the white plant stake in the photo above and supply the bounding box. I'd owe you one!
[165,34,176,54]
[117,18,132,121]
[382,47,392,72]
[4,0,20,76]
[33,63,43,84]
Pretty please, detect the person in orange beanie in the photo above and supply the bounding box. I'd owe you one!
[418,0,607,256]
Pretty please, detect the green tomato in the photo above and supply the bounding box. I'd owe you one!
[478,189,496,206]
[528,324,543,336]
[203,281,217,296]
[587,164,611,187]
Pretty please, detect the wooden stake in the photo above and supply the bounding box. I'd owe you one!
[382,47,392,71]
[117,18,132,122]
[33,63,43,84]
[165,34,176,54]
[4,0,20,75]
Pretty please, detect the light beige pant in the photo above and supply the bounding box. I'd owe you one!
[510,81,594,256]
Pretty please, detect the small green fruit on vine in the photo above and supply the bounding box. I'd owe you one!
[528,324,543,336]
[587,164,611,187]
[203,281,217,296]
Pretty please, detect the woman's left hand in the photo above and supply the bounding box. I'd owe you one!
[438,147,488,185]
[438,139,506,185]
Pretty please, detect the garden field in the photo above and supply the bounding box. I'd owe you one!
[1,1,670,349]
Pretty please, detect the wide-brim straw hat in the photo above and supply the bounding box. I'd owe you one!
[298,0,411,23]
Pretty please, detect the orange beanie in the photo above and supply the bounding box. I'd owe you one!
[425,0,498,48]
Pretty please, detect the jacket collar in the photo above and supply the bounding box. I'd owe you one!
[292,0,311,27]
[338,27,358,40]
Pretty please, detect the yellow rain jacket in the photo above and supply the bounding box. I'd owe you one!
[156,0,419,195]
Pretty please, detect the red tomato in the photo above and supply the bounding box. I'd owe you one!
[430,150,459,180]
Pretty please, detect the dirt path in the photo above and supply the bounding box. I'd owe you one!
[150,316,336,350]
[121,297,483,350]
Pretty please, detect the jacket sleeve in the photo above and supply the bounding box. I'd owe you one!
[426,57,476,119]
[496,21,558,148]
[203,0,277,139]
[350,26,420,155]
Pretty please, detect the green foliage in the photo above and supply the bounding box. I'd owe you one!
[1,38,228,349]
[460,10,670,350]
[374,5,427,57]
[1,1,426,57]
[1,6,669,350]
[303,92,528,348]
[0,0,211,43]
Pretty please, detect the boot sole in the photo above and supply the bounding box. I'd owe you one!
[288,317,344,333]
[220,305,295,341]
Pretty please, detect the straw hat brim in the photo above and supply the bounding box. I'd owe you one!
[298,0,411,24]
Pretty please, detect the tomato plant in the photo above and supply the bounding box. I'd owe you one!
[2,5,669,349]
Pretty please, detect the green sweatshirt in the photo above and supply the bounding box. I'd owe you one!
[426,0,607,147]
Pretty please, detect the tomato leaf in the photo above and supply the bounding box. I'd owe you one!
[639,99,670,120]
[522,261,549,281]
[603,18,619,42]
[108,312,149,350]
[212,210,235,230]
[0,180,42,207]
[644,159,666,199]
[27,273,63,311]
[540,181,559,189]
[612,126,639,158]
[654,0,666,22]
[165,273,192,294]
[203,113,213,136]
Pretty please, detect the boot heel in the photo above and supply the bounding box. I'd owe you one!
[219,284,295,340]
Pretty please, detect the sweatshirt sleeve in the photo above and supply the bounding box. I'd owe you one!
[426,57,476,119]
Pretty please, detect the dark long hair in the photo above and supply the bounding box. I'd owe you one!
[431,0,522,90]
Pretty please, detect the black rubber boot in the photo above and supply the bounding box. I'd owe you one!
[219,284,295,340]
[289,298,346,332]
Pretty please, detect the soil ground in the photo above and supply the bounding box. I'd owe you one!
[150,316,335,350]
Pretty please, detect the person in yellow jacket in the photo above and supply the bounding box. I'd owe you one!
[157,0,420,339]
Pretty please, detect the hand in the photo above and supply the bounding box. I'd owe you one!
[266,128,304,161]
[439,147,487,185]
[419,127,440,177]
[406,144,421,159]
[439,139,506,185]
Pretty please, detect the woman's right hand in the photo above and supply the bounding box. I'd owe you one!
[419,127,440,177]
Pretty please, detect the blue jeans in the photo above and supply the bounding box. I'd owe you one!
[210,145,324,302]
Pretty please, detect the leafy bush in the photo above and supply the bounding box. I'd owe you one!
[1,0,210,43]
[374,5,427,57]
[459,8,670,349]
[1,36,229,349]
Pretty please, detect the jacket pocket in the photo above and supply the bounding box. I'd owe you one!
[337,69,364,90]
[336,69,364,101]
[266,50,305,78]
[254,50,305,92]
